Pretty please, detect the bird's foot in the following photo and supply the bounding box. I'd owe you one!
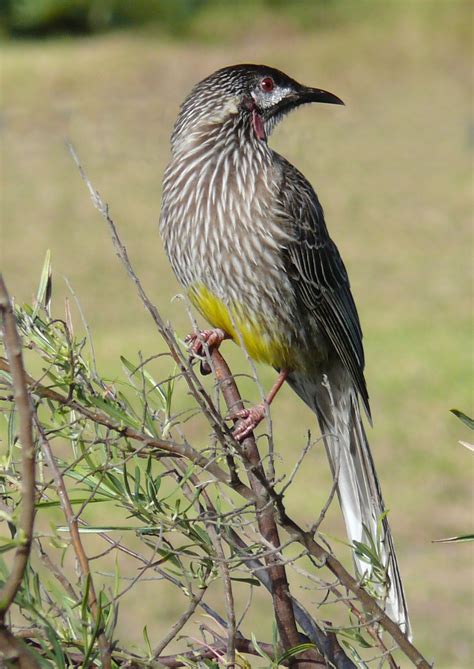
[185,328,227,375]
[228,403,266,442]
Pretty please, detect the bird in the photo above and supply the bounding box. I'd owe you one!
[159,64,410,637]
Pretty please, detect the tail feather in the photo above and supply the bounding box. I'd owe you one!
[288,366,411,638]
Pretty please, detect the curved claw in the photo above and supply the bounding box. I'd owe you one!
[186,328,227,355]
[185,328,227,374]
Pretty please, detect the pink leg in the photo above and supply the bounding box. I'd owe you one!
[231,369,289,441]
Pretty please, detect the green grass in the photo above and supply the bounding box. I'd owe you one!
[1,3,473,666]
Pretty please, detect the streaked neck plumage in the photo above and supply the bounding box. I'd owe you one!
[160,107,287,287]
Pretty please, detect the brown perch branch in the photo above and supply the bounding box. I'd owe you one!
[210,348,431,669]
[211,348,327,668]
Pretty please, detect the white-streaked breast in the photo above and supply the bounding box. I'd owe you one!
[160,115,299,340]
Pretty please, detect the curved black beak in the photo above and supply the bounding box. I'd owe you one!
[299,86,344,106]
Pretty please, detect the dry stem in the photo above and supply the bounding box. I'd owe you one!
[0,276,40,669]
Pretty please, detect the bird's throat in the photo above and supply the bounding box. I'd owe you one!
[251,109,266,141]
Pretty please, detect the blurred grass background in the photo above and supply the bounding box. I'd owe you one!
[1,0,473,666]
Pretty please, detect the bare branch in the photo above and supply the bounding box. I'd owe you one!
[67,142,234,452]
[172,458,237,666]
[0,624,41,669]
[34,416,112,669]
[152,585,207,659]
[0,278,36,620]
[36,541,78,603]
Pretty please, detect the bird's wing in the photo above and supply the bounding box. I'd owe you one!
[276,159,370,417]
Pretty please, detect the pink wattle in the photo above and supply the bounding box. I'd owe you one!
[251,109,266,140]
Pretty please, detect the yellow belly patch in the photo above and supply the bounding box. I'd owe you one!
[189,284,295,369]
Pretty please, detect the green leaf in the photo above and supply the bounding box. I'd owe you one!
[145,471,162,512]
[58,525,140,533]
[32,249,52,319]
[450,409,474,430]
[433,533,474,543]
[134,464,142,498]
[36,497,109,509]
[250,633,272,661]
[143,625,152,655]
[43,623,67,669]
[229,576,261,586]
[277,643,317,663]
[0,537,23,554]
[88,394,141,430]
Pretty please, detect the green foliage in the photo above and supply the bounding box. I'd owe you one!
[1,273,229,663]
[450,409,474,432]
[433,410,474,544]
[2,0,205,36]
[1,0,350,38]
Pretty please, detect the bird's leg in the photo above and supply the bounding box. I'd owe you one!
[230,369,289,441]
[185,328,229,375]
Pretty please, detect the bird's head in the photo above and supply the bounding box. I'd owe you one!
[171,64,344,150]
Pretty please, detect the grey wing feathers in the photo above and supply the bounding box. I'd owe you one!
[278,159,371,418]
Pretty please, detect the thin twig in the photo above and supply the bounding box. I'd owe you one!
[289,561,399,668]
[152,585,207,659]
[173,460,237,667]
[36,541,78,603]
[161,460,331,662]
[7,627,327,668]
[310,442,341,535]
[34,416,112,669]
[279,430,321,496]
[67,142,235,452]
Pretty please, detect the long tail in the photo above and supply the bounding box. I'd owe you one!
[288,365,411,638]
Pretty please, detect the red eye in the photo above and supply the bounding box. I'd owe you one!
[260,77,274,93]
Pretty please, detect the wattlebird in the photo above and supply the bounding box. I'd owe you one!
[160,64,410,636]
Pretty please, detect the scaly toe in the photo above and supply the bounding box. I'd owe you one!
[227,408,251,421]
[230,404,266,441]
[185,328,227,358]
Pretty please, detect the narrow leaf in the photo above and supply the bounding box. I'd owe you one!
[450,409,474,430]
[433,534,474,543]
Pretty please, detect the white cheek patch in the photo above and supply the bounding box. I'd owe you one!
[270,86,293,106]
[252,86,294,110]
